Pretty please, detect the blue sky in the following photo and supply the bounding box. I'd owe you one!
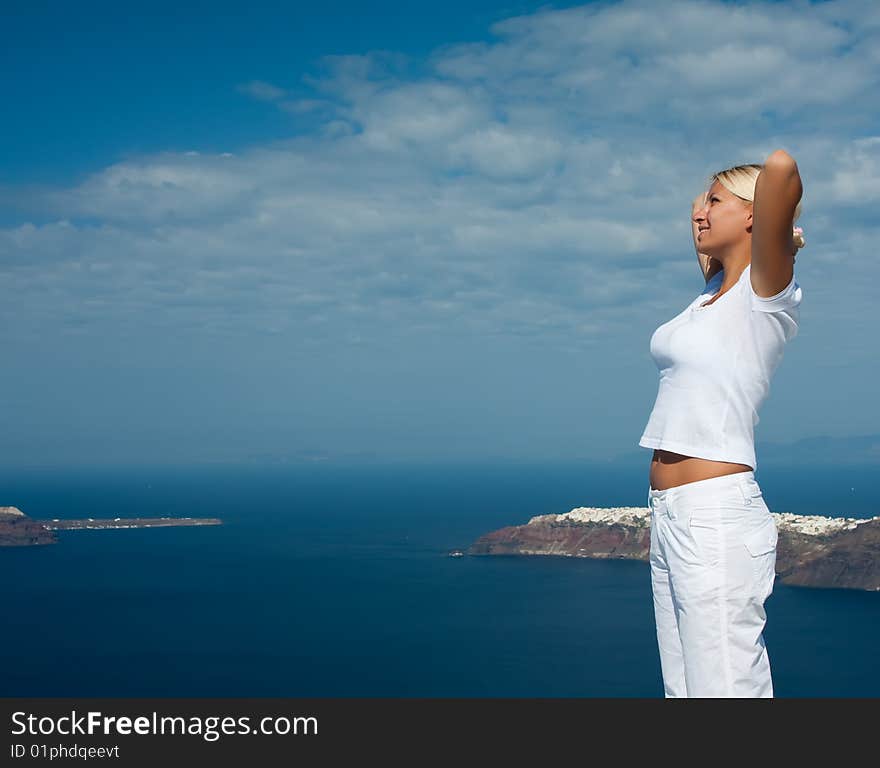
[1,0,877,468]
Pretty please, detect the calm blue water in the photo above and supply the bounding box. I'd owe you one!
[1,461,878,698]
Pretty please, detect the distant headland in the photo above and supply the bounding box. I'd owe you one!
[0,506,222,547]
[463,506,880,592]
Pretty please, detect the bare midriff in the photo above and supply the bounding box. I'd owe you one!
[649,449,753,491]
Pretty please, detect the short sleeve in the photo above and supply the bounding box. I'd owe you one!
[750,272,802,313]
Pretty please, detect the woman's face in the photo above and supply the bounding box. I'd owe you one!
[693,180,752,256]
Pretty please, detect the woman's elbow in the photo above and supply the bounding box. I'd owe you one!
[765,149,799,174]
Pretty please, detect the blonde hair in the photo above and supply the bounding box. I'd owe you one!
[706,163,805,251]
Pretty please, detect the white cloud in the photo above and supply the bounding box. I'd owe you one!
[446,125,564,180]
[823,136,880,202]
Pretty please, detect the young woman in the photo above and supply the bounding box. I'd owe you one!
[638,150,806,697]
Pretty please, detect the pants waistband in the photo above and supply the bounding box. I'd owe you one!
[647,470,759,518]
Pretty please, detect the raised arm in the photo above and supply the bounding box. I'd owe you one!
[692,193,722,283]
[751,150,802,297]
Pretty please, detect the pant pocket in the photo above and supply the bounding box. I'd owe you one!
[687,514,722,568]
[743,516,778,599]
[743,515,777,557]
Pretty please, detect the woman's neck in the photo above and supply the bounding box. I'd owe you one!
[716,257,750,293]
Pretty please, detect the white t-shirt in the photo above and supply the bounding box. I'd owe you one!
[638,263,802,471]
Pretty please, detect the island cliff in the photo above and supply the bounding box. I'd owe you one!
[467,506,880,592]
[0,507,57,546]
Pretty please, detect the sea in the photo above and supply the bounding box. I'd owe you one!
[1,460,878,698]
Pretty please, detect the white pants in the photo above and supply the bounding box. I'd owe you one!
[648,470,778,698]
